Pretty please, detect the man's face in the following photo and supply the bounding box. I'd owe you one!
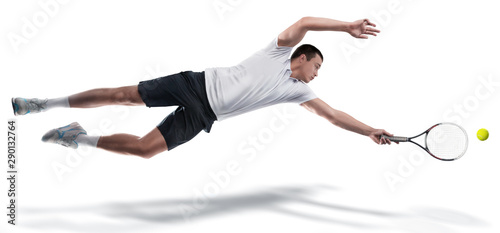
[295,54,322,83]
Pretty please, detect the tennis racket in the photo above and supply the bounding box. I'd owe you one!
[381,122,468,161]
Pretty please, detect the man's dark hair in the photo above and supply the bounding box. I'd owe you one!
[291,44,323,62]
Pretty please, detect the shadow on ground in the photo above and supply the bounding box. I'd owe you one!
[21,184,488,232]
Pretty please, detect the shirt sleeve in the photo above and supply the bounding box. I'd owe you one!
[288,82,318,104]
[260,37,293,63]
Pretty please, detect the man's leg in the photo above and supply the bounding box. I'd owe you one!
[96,127,168,159]
[12,85,144,115]
[68,85,145,108]
[39,72,208,155]
[89,106,209,156]
[42,124,168,158]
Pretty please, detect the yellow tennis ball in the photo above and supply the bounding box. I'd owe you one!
[477,128,489,141]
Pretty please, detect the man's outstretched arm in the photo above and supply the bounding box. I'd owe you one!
[278,17,380,47]
[301,98,395,145]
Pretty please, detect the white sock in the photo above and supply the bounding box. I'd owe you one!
[75,135,100,148]
[45,97,70,111]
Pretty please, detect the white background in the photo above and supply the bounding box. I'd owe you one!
[1,0,499,232]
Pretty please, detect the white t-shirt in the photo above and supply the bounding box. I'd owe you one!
[204,37,317,121]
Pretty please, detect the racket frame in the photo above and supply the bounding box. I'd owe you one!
[382,123,468,161]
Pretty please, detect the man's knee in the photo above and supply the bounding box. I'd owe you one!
[111,86,143,106]
[137,149,158,159]
[134,137,168,159]
[133,145,160,159]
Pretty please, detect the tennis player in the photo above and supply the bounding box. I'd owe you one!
[12,16,395,158]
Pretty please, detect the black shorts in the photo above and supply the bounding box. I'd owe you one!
[137,71,217,150]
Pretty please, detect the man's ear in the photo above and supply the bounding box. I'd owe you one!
[299,54,306,63]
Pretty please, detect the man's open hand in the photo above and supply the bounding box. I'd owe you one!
[347,19,380,39]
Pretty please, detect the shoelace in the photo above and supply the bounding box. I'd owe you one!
[55,130,76,147]
[27,99,47,113]
[56,128,86,147]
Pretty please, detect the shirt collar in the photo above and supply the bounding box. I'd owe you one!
[286,59,304,83]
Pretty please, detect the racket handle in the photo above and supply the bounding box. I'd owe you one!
[381,135,408,142]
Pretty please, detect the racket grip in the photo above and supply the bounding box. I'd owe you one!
[381,135,408,142]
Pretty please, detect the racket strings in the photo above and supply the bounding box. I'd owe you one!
[426,124,468,160]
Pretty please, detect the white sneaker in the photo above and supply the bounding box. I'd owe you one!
[42,122,87,149]
[12,97,48,116]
